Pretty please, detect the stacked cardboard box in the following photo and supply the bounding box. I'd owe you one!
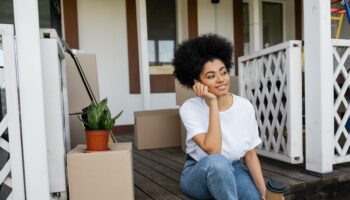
[67,143,134,200]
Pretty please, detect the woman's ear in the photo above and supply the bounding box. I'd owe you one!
[194,79,201,84]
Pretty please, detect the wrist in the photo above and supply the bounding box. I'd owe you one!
[207,98,218,106]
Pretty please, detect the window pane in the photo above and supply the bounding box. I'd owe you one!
[0,0,14,24]
[262,2,283,48]
[146,0,176,67]
[158,40,174,63]
[243,3,250,55]
[148,40,156,63]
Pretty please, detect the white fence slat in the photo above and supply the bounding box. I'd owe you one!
[332,39,350,164]
[0,161,11,184]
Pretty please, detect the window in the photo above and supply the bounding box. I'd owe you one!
[262,2,283,48]
[242,1,284,52]
[146,0,176,74]
[0,0,62,37]
[243,2,250,55]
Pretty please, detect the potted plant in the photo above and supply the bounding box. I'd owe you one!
[79,98,123,151]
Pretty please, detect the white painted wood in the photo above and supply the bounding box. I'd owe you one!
[304,0,333,173]
[0,24,25,200]
[41,39,67,193]
[332,39,350,164]
[285,41,303,163]
[239,40,303,164]
[176,0,187,43]
[249,0,261,52]
[12,0,51,198]
[136,0,151,110]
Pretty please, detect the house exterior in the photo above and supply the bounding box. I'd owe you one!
[0,0,349,199]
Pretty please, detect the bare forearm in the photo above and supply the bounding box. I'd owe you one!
[204,100,222,154]
[245,150,266,198]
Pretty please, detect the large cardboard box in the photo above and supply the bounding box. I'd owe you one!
[134,109,181,149]
[67,143,134,200]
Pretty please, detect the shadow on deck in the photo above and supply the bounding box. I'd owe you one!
[116,134,350,200]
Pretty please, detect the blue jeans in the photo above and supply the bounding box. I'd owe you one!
[180,154,261,200]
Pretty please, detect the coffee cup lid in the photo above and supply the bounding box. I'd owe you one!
[266,180,286,193]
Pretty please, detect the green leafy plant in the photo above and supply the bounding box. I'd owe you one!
[79,98,123,130]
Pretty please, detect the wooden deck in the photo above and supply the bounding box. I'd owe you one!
[116,134,350,200]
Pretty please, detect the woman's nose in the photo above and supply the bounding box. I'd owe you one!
[216,74,224,82]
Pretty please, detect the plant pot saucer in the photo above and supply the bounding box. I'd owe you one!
[84,148,111,153]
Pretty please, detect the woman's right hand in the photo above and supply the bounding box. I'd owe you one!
[193,81,217,102]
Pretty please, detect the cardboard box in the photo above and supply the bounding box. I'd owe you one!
[67,143,134,200]
[175,79,195,106]
[175,76,240,151]
[134,109,181,149]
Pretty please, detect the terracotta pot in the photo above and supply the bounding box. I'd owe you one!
[85,130,110,151]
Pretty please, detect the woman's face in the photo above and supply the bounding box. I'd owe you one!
[198,59,230,97]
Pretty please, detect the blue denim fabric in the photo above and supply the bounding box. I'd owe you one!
[180,154,261,200]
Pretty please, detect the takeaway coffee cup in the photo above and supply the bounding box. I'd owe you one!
[266,179,286,200]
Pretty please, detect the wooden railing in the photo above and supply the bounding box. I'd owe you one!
[239,41,303,164]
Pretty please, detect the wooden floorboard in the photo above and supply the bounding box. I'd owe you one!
[116,134,350,200]
[133,153,181,181]
[133,171,182,200]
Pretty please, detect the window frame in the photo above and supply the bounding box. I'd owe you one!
[259,0,286,48]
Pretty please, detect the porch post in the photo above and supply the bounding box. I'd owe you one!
[304,0,333,173]
[13,0,51,198]
[136,0,151,110]
[248,0,261,52]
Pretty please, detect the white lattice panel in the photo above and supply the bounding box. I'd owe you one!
[0,116,12,198]
[332,39,350,164]
[0,25,25,199]
[239,41,303,164]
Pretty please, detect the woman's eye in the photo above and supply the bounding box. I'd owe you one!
[221,71,227,75]
[206,75,215,79]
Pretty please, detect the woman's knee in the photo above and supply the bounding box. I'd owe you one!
[203,154,232,173]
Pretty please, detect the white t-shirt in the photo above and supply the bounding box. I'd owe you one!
[179,94,261,161]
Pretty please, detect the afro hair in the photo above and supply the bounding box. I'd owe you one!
[173,34,233,89]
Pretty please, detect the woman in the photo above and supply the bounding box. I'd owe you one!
[173,34,266,200]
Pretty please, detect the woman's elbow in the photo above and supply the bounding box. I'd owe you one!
[205,147,221,154]
[244,149,257,162]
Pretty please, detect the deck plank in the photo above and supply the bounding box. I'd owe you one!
[133,171,182,200]
[148,149,185,164]
[133,153,181,181]
[134,160,191,200]
[134,186,153,200]
[116,134,350,200]
[133,150,184,172]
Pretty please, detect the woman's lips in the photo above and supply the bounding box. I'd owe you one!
[216,84,228,90]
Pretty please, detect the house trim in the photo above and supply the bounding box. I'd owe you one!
[62,0,79,49]
[188,0,198,39]
[295,0,302,40]
[126,0,141,94]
